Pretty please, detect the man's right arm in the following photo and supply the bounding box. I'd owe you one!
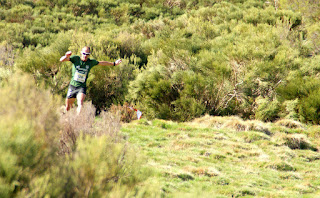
[60,51,72,62]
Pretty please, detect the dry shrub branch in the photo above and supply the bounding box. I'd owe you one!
[59,102,122,154]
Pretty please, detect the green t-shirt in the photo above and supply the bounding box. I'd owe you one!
[69,55,99,88]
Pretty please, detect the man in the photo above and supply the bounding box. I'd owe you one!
[60,46,122,114]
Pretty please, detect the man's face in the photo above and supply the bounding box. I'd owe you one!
[81,49,90,61]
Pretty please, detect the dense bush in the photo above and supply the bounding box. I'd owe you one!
[87,59,138,113]
[2,0,320,122]
[0,73,60,197]
[0,73,152,197]
[255,97,281,122]
[299,88,320,124]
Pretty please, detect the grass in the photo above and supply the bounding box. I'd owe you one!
[121,116,320,197]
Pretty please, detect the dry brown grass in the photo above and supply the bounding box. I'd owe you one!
[264,160,296,171]
[275,119,306,129]
[307,125,320,145]
[222,119,271,134]
[109,103,140,123]
[94,110,122,141]
[191,114,231,128]
[59,102,122,154]
[184,166,220,177]
[191,115,271,135]
[272,133,318,151]
[222,118,247,131]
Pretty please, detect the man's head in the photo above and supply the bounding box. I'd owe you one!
[81,46,91,61]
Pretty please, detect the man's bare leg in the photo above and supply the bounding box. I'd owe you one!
[66,98,76,112]
[76,93,86,115]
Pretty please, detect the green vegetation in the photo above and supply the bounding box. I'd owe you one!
[122,118,320,197]
[1,0,320,197]
[0,73,152,197]
[0,0,320,122]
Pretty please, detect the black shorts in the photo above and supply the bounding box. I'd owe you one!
[67,84,86,99]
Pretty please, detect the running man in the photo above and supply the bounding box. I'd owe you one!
[60,46,122,114]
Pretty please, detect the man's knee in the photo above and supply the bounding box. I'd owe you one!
[66,98,75,111]
[66,104,71,111]
[78,99,84,106]
[77,94,86,106]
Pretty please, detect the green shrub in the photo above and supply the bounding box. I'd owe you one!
[69,0,99,16]
[114,31,146,65]
[15,33,71,95]
[5,4,33,23]
[128,65,208,121]
[299,88,320,124]
[92,30,120,60]
[2,0,320,123]
[0,72,152,197]
[62,135,149,197]
[255,97,281,122]
[142,7,161,20]
[172,97,205,121]
[277,74,320,100]
[282,99,299,120]
[88,59,138,112]
[110,3,130,25]
[57,102,151,197]
[127,65,173,119]
[0,73,60,197]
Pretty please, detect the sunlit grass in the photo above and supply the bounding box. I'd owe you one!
[121,117,320,197]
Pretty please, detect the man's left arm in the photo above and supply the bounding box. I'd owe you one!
[98,59,122,66]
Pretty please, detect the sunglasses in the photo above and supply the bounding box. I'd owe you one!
[82,52,90,56]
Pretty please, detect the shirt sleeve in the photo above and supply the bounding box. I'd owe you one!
[91,59,99,67]
[69,55,75,63]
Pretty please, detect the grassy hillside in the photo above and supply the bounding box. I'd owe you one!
[1,1,320,197]
[122,117,320,197]
[1,73,320,197]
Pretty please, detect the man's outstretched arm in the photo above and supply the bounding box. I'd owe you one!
[60,51,72,62]
[98,59,122,66]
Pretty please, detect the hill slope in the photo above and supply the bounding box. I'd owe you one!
[122,117,320,197]
[2,0,320,123]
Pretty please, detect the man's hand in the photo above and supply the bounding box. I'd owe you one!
[60,51,72,62]
[65,51,72,57]
[114,59,122,66]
